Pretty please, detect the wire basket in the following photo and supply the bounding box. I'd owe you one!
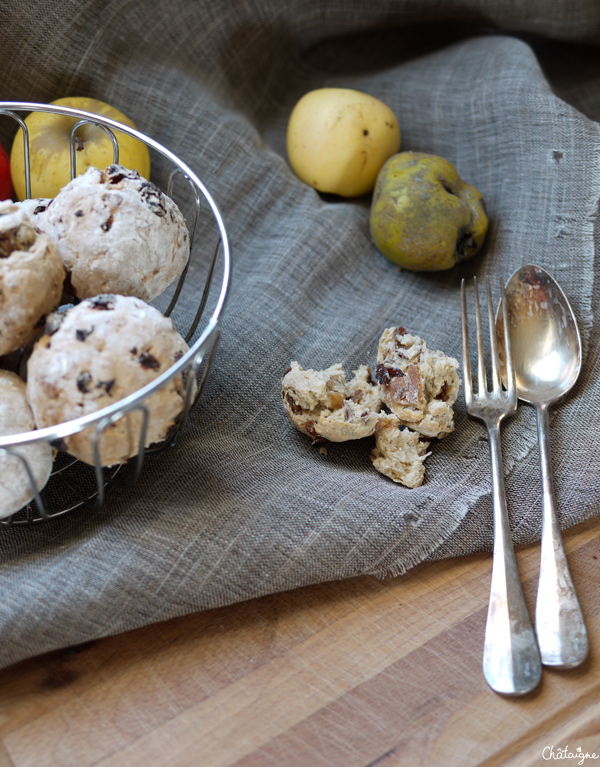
[0,101,231,526]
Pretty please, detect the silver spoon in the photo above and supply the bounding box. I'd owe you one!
[497,264,588,668]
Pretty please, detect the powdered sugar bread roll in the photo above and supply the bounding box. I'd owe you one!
[0,370,53,518]
[26,294,193,467]
[43,165,190,302]
[0,201,65,356]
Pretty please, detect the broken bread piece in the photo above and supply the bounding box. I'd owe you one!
[376,326,459,438]
[282,362,383,442]
[370,415,431,489]
[282,327,459,488]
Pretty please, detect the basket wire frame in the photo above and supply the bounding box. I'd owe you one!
[0,102,231,526]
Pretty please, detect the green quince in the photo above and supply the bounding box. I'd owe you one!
[369,151,488,271]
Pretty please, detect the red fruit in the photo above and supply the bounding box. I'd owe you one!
[0,140,14,201]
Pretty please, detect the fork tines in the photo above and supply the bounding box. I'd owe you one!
[461,276,516,409]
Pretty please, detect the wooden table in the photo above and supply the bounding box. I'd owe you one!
[0,515,599,767]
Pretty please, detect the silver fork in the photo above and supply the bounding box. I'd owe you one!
[461,277,542,695]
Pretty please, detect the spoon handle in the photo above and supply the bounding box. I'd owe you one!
[535,402,589,667]
[483,424,541,695]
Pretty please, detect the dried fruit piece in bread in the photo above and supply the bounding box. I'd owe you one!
[15,197,52,231]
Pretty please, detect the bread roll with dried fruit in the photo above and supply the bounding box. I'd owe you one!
[27,294,193,467]
[0,201,65,356]
[0,370,52,518]
[42,165,189,302]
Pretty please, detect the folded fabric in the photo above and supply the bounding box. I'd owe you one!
[0,0,599,670]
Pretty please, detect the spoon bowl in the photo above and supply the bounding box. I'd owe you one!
[502,265,581,404]
[497,264,588,668]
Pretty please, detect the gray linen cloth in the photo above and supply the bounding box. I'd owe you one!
[1,0,599,669]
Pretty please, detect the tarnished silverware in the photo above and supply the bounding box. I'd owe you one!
[462,276,541,695]
[497,264,588,668]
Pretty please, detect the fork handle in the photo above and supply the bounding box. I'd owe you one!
[535,402,588,667]
[483,424,542,695]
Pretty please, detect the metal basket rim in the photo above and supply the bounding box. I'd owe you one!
[0,101,231,450]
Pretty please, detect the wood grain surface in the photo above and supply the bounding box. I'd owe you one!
[0,515,599,767]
